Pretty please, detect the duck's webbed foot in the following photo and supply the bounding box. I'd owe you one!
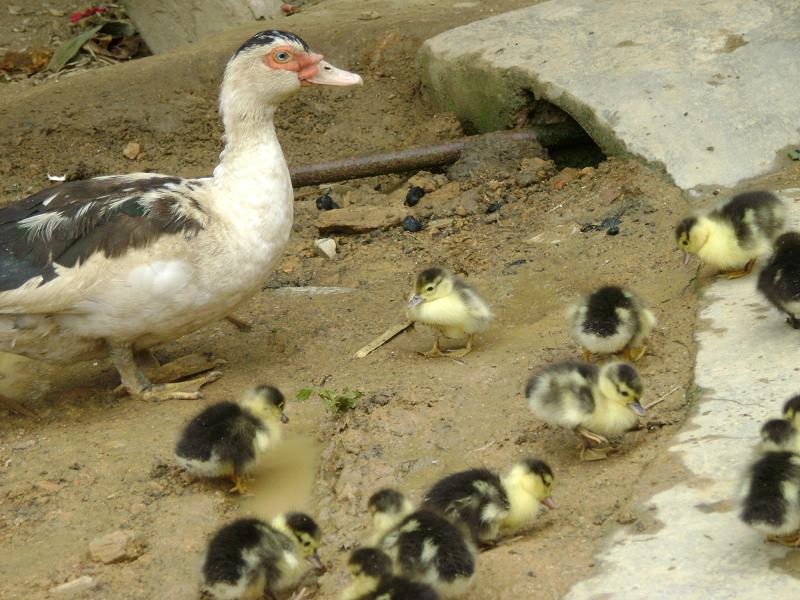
[766,531,800,547]
[723,258,756,279]
[576,426,612,461]
[420,336,445,358]
[447,335,474,358]
[622,345,647,362]
[110,345,222,401]
[228,473,251,495]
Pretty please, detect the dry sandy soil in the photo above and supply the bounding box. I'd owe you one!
[0,1,708,598]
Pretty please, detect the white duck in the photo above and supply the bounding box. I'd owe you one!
[0,30,361,410]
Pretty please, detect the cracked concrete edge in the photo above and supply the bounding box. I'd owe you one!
[562,190,800,599]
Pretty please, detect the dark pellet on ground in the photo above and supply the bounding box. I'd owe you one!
[401,215,423,232]
[315,192,340,210]
[486,202,503,214]
[405,186,426,207]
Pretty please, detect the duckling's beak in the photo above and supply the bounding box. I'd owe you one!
[541,496,557,510]
[300,53,363,87]
[630,401,646,417]
[407,295,424,308]
[280,413,289,424]
[307,550,326,573]
[681,251,691,266]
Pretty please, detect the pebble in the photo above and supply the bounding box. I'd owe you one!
[404,186,425,207]
[313,238,337,260]
[401,215,424,232]
[358,10,381,20]
[89,530,142,564]
[122,142,140,160]
[49,576,96,595]
[316,206,406,234]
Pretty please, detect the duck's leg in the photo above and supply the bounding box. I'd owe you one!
[575,426,609,447]
[146,353,226,385]
[228,472,249,495]
[109,344,221,401]
[447,335,474,358]
[0,394,39,419]
[724,259,756,279]
[224,314,252,332]
[420,336,445,358]
[622,346,647,362]
[582,347,593,362]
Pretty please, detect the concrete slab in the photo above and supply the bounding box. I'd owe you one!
[562,189,800,600]
[418,0,800,190]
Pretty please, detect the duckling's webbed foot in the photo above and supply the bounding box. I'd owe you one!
[576,426,609,447]
[420,336,445,358]
[582,347,593,362]
[723,259,756,279]
[228,473,251,495]
[622,346,647,362]
[447,335,474,358]
[766,531,800,547]
[579,445,612,461]
[110,345,222,401]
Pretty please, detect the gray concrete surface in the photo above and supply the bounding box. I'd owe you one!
[418,0,800,190]
[563,189,800,600]
[123,0,282,54]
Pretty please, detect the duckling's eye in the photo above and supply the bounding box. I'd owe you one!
[620,389,629,397]
[426,286,434,292]
[274,50,292,63]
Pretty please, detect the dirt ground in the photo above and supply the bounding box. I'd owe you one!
[0,1,709,598]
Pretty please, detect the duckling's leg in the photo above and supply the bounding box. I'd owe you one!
[224,314,252,332]
[622,346,647,362]
[109,344,222,401]
[582,347,593,362]
[229,473,249,495]
[723,259,756,279]
[447,335,474,358]
[420,336,445,358]
[575,426,609,447]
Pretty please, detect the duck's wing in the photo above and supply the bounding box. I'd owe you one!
[0,173,208,312]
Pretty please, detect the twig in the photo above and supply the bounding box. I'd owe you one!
[354,321,414,358]
[645,385,681,410]
[469,440,496,454]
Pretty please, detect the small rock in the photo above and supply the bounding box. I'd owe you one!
[486,201,503,214]
[408,171,447,193]
[313,238,337,260]
[550,167,578,188]
[580,166,596,177]
[122,142,140,160]
[89,530,143,564]
[316,206,406,234]
[401,215,424,232]
[10,439,35,450]
[615,511,638,525]
[358,10,381,20]
[49,576,96,595]
[515,171,540,187]
[315,192,340,211]
[404,186,425,207]
[35,479,60,493]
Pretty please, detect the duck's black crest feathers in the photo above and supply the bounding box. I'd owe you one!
[0,174,205,292]
[235,30,309,56]
[175,401,264,473]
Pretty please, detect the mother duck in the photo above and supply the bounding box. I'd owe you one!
[0,30,361,409]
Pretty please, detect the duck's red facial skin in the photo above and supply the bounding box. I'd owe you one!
[263,46,323,84]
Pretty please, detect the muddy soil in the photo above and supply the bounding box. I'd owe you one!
[0,1,702,598]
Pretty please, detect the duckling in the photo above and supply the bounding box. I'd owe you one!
[422,458,555,545]
[783,395,800,426]
[175,384,288,494]
[740,422,800,547]
[406,267,492,357]
[525,361,645,460]
[202,513,324,600]
[368,489,475,598]
[757,232,800,328]
[341,547,439,600]
[675,190,785,278]
[367,488,416,542]
[567,285,656,362]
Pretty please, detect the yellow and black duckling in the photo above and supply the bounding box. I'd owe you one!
[740,420,800,547]
[367,489,476,598]
[784,395,800,426]
[202,513,324,600]
[567,285,656,362]
[526,361,645,460]
[406,267,492,357]
[175,384,288,494]
[422,458,555,545]
[341,547,439,600]
[675,190,785,278]
[757,232,800,328]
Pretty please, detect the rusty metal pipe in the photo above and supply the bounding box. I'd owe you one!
[288,122,588,188]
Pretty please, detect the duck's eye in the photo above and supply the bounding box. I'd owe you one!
[620,389,629,397]
[426,286,434,292]
[274,51,292,63]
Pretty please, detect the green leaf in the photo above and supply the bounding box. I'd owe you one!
[48,25,103,72]
[295,388,314,401]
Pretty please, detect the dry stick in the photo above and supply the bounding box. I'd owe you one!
[354,321,414,359]
[645,384,681,410]
[289,123,588,188]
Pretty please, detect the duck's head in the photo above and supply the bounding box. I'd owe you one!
[760,418,797,453]
[783,395,800,428]
[597,362,645,416]
[221,30,361,122]
[240,384,289,424]
[675,216,709,262]
[407,267,455,308]
[367,488,414,535]
[505,458,557,509]
[346,547,392,594]
[272,512,325,572]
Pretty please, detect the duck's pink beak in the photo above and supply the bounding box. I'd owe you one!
[298,52,362,86]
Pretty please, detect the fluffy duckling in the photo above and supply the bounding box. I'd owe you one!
[675,190,785,278]
[567,285,656,362]
[526,361,645,460]
[367,488,415,543]
[406,267,492,357]
[422,458,555,545]
[175,384,288,494]
[740,422,800,547]
[784,395,800,426]
[341,547,439,600]
[202,513,324,600]
[368,489,475,598]
[757,232,800,328]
